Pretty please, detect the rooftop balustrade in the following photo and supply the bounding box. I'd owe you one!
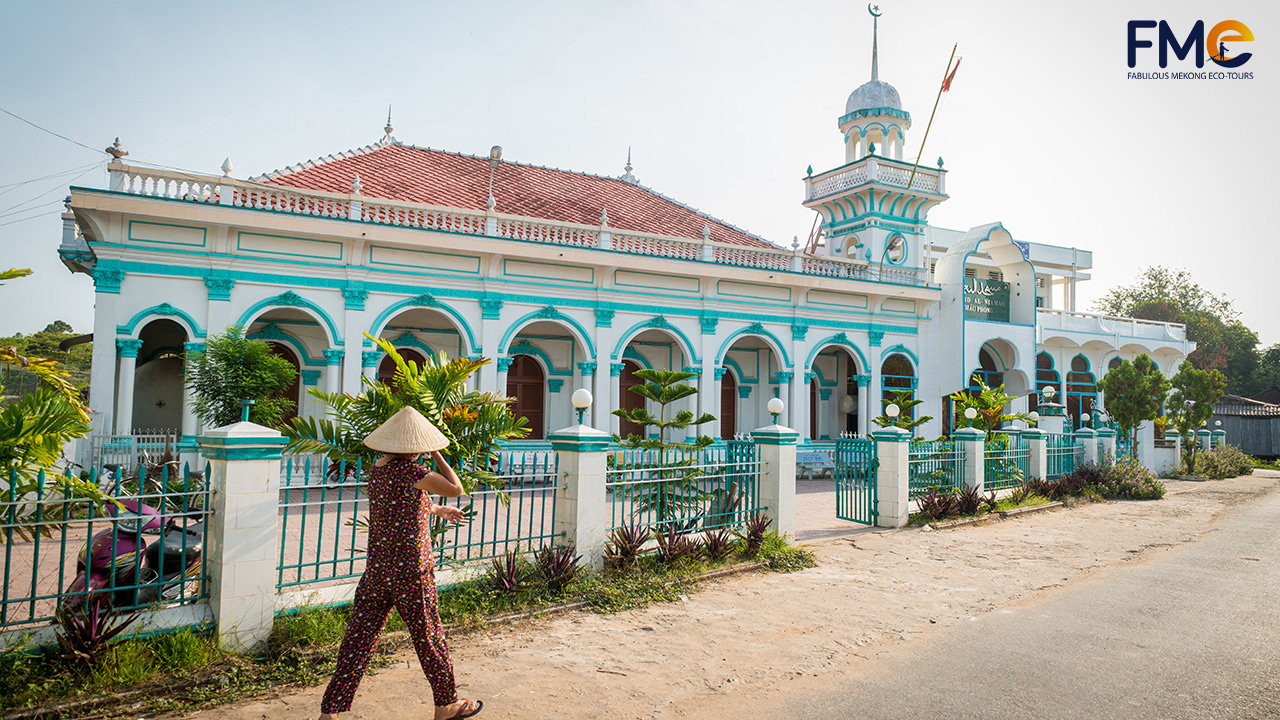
[804,155,946,202]
[1036,308,1187,342]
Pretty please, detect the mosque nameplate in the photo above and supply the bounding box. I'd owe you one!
[963,277,1010,322]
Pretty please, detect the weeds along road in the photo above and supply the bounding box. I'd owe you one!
[183,471,1280,720]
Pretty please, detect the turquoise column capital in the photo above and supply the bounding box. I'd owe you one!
[322,349,344,365]
[116,338,143,358]
[361,350,381,368]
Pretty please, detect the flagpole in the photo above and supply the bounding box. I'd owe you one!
[906,43,957,192]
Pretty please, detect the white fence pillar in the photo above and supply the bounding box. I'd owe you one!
[548,424,611,569]
[1023,428,1047,481]
[1078,427,1099,465]
[1136,420,1156,471]
[1155,431,1182,476]
[873,426,910,528]
[752,424,799,539]
[953,427,985,493]
[1097,427,1117,460]
[196,421,288,652]
[1038,402,1067,435]
[1197,428,1212,453]
[1212,427,1227,448]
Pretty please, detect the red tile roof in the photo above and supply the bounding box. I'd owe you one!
[258,142,775,249]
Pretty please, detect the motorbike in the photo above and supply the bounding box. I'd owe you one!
[61,497,204,613]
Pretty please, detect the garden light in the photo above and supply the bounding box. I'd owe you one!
[838,395,856,414]
[1215,420,1222,427]
[571,388,592,424]
[767,397,784,421]
[1028,411,1039,426]
[886,403,900,418]
[964,406,977,427]
[1042,386,1056,401]
[1082,413,1090,423]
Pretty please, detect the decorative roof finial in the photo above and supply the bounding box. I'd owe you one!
[625,146,632,173]
[702,224,711,242]
[620,147,637,183]
[351,173,363,194]
[106,137,128,160]
[868,4,881,82]
[600,207,609,226]
[383,105,394,140]
[221,157,234,176]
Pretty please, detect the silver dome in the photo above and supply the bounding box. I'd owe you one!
[845,80,903,116]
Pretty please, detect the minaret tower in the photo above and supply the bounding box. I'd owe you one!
[801,6,947,270]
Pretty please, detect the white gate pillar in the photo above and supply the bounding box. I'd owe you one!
[873,426,910,527]
[953,427,985,493]
[549,424,611,569]
[752,424,799,539]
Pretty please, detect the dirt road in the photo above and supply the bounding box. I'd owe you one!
[182,471,1280,720]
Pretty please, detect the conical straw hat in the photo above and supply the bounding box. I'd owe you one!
[363,406,450,454]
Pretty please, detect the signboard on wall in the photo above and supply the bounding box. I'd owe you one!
[964,277,1010,322]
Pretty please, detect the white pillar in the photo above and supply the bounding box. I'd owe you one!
[477,299,504,394]
[953,427,985,493]
[857,375,871,436]
[593,320,613,434]
[701,326,719,439]
[1023,428,1048,481]
[114,339,142,435]
[1196,428,1212,453]
[1078,427,1099,465]
[751,424,798,538]
[576,362,597,428]
[360,349,379,381]
[873,426,910,527]
[1038,402,1067,435]
[181,342,204,439]
[196,420,288,652]
[322,350,343,394]
[783,371,804,439]
[548,424,611,569]
[1212,427,1227,448]
[1136,420,1156,470]
[90,289,122,437]
[1097,427,1117,459]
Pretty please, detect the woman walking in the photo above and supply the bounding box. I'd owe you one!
[318,406,483,720]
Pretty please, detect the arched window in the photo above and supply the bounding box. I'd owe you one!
[720,370,738,439]
[506,355,545,439]
[1066,355,1097,429]
[1030,352,1060,413]
[378,347,427,385]
[881,354,915,417]
[268,342,302,424]
[969,347,1003,391]
[1108,357,1123,372]
[618,360,646,440]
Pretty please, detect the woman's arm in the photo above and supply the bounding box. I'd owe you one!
[413,451,465,497]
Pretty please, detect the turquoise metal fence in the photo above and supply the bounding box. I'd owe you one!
[276,451,563,590]
[1,463,211,630]
[984,433,1030,492]
[834,438,877,525]
[605,441,762,534]
[1046,432,1079,480]
[908,438,964,498]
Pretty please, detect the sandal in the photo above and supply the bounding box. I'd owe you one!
[443,699,483,719]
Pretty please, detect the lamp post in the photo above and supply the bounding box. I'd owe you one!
[1028,410,1039,428]
[964,406,977,428]
[571,388,593,425]
[1042,385,1057,403]
[767,397,784,424]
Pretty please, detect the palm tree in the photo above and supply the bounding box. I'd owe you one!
[948,379,1032,436]
[283,334,528,493]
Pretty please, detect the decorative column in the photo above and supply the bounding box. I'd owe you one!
[1196,427,1212,453]
[1022,427,1048,481]
[322,349,343,394]
[778,370,803,441]
[114,339,143,436]
[548,424,611,569]
[576,362,597,428]
[496,357,513,398]
[1136,420,1156,471]
[1211,425,1227,448]
[751,423,799,538]
[300,370,322,420]
[90,271,124,436]
[180,342,205,440]
[1096,426,1117,459]
[360,350,380,381]
[609,362,625,438]
[197,419,288,652]
[953,427,986,493]
[477,295,504,394]
[873,425,910,528]
[700,316,719,439]
[341,293,367,393]
[681,366,702,443]
[1077,427,1099,465]
[592,310,614,434]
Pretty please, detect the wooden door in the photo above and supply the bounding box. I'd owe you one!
[268,342,301,423]
[810,378,819,440]
[506,355,545,439]
[618,361,645,440]
[720,372,738,439]
[378,348,426,384]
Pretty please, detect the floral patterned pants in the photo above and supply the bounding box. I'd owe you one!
[320,570,458,713]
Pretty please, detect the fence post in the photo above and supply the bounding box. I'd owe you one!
[1136,420,1157,471]
[953,427,985,493]
[752,424,799,538]
[1022,428,1047,481]
[1096,427,1117,459]
[872,426,909,528]
[1077,427,1098,465]
[1211,427,1226,448]
[195,421,288,652]
[1037,402,1067,435]
[548,424,611,569]
[1196,428,1212,453]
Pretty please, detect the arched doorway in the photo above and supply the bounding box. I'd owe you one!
[810,377,818,438]
[268,342,302,424]
[1066,355,1097,429]
[131,319,188,432]
[506,355,546,439]
[378,347,427,385]
[720,371,738,439]
[881,353,916,415]
[1030,352,1059,413]
[618,360,645,440]
[969,346,1004,391]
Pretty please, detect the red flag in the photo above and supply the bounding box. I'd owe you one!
[941,57,962,92]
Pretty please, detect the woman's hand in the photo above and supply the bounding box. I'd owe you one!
[431,505,468,524]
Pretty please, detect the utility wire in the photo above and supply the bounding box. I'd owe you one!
[0,164,102,218]
[0,208,62,228]
[0,107,105,156]
[0,161,103,196]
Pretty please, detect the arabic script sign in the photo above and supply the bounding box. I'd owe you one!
[964,277,1010,322]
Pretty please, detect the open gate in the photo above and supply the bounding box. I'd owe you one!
[835,438,878,525]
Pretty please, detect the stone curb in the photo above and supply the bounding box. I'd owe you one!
[924,501,1065,531]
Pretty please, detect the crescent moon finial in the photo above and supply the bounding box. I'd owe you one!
[868,3,881,17]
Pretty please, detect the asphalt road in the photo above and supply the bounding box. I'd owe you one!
[765,486,1280,720]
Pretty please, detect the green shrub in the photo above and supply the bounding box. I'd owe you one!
[1197,445,1255,479]
[754,533,816,572]
[1092,456,1165,499]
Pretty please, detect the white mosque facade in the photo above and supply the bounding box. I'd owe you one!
[56,22,1193,458]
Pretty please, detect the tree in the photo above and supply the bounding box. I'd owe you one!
[611,369,716,451]
[1096,354,1170,454]
[1095,266,1237,322]
[871,388,933,433]
[1166,361,1227,473]
[43,321,73,334]
[185,325,298,428]
[284,334,528,493]
[948,380,1030,436]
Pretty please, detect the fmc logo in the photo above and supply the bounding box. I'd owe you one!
[1128,20,1254,68]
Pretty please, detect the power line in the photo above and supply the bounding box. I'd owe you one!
[0,107,105,156]
[0,161,103,196]
[0,207,62,228]
[0,164,102,219]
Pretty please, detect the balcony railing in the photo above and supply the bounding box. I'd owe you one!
[1037,308,1187,342]
[91,162,931,287]
[804,156,946,202]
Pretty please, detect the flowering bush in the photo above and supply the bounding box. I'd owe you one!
[1196,445,1254,480]
[1092,457,1165,500]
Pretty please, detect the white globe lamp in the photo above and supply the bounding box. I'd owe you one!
[571,388,593,425]
[767,397,785,422]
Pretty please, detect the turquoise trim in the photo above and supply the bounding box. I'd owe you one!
[722,356,753,384]
[237,292,343,346]
[236,231,343,261]
[610,317,700,364]
[116,338,143,358]
[715,323,792,368]
[804,333,869,374]
[385,332,437,358]
[367,295,479,356]
[128,220,207,248]
[547,431,611,452]
[509,340,573,376]
[622,347,652,370]
[547,378,565,393]
[872,428,911,442]
[117,303,206,339]
[498,307,596,357]
[880,344,918,366]
[196,434,288,461]
[504,258,594,284]
[247,324,325,368]
[751,428,799,446]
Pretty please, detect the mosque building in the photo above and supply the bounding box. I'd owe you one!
[56,14,1192,460]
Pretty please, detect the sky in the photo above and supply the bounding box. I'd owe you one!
[0,0,1276,343]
